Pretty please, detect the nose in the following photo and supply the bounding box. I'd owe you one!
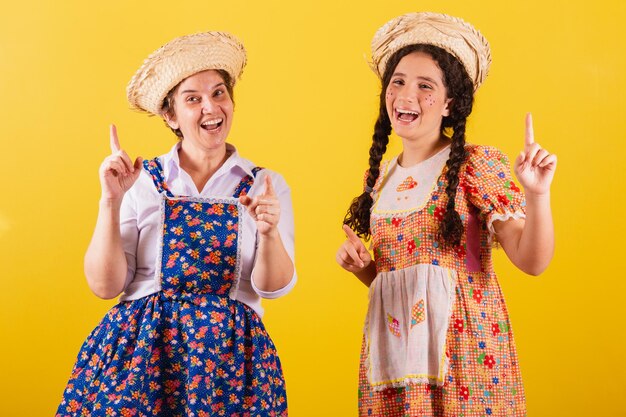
[201,98,217,115]
[396,86,415,104]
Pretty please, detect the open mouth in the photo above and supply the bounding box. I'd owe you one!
[200,118,223,131]
[396,109,419,123]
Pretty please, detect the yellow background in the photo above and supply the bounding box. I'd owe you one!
[1,0,625,415]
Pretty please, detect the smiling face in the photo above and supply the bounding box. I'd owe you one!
[385,51,451,144]
[164,69,234,153]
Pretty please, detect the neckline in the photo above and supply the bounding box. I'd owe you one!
[395,145,451,171]
[371,146,451,216]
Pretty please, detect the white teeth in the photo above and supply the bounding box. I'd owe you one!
[201,118,222,126]
[397,109,419,116]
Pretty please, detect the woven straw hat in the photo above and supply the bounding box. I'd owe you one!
[370,12,491,91]
[127,31,247,115]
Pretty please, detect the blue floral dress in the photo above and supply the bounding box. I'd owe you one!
[57,157,288,417]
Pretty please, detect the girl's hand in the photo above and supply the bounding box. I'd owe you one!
[514,113,557,196]
[240,175,281,236]
[99,124,143,203]
[336,224,372,273]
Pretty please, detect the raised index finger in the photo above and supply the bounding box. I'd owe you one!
[342,224,362,245]
[525,113,534,147]
[263,174,276,197]
[110,124,121,153]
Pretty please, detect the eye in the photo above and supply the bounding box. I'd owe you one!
[213,89,225,98]
[391,78,404,86]
[185,96,200,103]
[419,83,433,90]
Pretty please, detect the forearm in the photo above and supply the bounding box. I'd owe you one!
[252,230,294,292]
[499,192,554,275]
[354,262,377,287]
[84,199,129,299]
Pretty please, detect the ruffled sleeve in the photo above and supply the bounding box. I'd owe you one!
[463,145,526,237]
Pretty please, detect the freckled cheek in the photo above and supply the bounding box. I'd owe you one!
[385,90,395,115]
[420,94,436,107]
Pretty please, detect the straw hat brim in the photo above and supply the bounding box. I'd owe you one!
[370,12,491,91]
[127,31,247,115]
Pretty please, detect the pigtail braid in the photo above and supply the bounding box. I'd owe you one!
[344,107,391,239]
[440,119,468,246]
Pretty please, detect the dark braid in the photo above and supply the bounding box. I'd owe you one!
[343,55,396,239]
[343,100,391,238]
[433,46,474,246]
[344,44,474,245]
[440,119,468,245]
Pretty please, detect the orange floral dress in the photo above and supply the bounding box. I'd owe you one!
[358,144,527,416]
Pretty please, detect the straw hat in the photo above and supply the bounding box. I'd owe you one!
[370,12,491,91]
[127,31,247,115]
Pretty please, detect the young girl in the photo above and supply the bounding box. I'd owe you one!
[57,32,295,416]
[336,12,556,416]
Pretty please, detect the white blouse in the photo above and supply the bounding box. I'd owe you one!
[118,142,296,317]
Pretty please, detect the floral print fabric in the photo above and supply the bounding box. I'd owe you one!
[359,145,527,416]
[159,195,244,300]
[57,158,287,417]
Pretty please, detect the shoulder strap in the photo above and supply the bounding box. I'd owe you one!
[232,167,264,197]
[142,157,174,197]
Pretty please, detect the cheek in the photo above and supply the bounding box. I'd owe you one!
[221,100,234,114]
[223,105,234,122]
[385,90,395,113]
[422,94,436,107]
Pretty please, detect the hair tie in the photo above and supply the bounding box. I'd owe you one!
[364,185,374,193]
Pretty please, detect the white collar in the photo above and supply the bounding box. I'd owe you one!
[163,142,256,184]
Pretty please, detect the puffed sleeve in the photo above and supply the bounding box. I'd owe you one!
[463,145,526,237]
[249,170,297,299]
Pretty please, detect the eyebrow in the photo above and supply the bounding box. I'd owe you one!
[392,72,440,86]
[179,82,226,95]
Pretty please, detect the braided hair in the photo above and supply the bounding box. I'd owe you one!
[344,44,474,246]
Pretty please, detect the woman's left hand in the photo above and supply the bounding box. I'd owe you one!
[240,175,281,236]
[513,113,557,195]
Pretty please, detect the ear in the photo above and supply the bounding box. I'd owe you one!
[163,111,179,130]
[442,98,452,117]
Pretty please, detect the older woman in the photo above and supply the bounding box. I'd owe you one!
[57,32,295,416]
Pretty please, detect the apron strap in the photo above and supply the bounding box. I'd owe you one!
[143,158,262,198]
[143,157,175,197]
[232,167,264,197]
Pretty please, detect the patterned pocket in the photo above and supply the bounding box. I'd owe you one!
[411,299,425,327]
[387,313,401,337]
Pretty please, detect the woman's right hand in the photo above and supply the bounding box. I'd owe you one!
[336,224,372,273]
[100,124,143,202]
